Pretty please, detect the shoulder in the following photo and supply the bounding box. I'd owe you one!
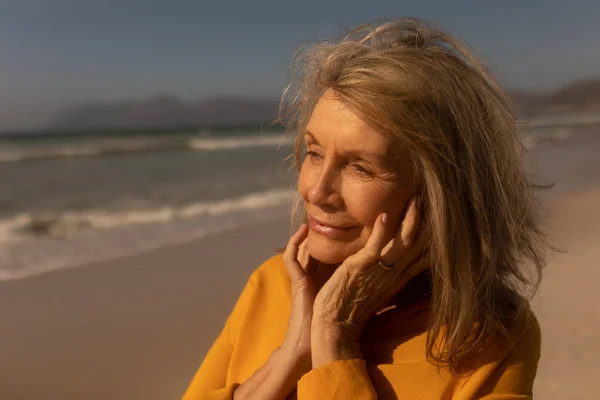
[470,302,541,364]
[479,305,541,367]
[225,253,290,345]
[253,252,287,276]
[509,308,541,369]
[462,307,541,397]
[247,252,289,292]
[502,306,541,360]
[232,253,290,313]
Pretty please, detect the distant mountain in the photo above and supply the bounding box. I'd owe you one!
[50,95,280,131]
[511,78,600,117]
[47,78,600,132]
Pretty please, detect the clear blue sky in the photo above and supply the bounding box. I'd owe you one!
[1,0,599,130]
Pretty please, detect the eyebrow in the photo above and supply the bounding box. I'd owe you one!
[304,130,320,145]
[304,130,386,163]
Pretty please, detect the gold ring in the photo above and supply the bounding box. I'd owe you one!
[377,260,394,270]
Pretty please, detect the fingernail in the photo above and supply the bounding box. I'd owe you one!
[381,213,388,224]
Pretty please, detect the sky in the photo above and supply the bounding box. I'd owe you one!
[1,0,599,131]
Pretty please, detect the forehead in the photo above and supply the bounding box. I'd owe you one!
[306,92,390,154]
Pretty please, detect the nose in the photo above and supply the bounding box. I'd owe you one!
[307,161,343,209]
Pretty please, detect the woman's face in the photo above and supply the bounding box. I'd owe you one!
[298,90,416,265]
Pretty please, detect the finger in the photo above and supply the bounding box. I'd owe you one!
[402,220,429,264]
[381,220,428,267]
[400,195,421,246]
[346,213,391,268]
[283,224,309,282]
[298,239,310,270]
[380,196,421,265]
[381,196,419,256]
[301,245,321,278]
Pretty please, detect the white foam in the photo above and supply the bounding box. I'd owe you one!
[0,207,291,282]
[0,134,292,163]
[522,128,574,150]
[0,188,295,244]
[187,135,292,150]
[519,113,600,128]
[0,188,295,281]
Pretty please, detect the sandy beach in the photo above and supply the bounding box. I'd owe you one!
[0,219,290,400]
[1,154,599,399]
[532,188,600,399]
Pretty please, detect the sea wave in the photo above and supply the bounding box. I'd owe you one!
[519,113,600,128]
[0,188,296,243]
[522,128,573,150]
[0,203,292,282]
[0,134,292,163]
[187,135,291,150]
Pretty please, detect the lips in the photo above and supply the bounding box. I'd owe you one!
[308,216,352,230]
[307,215,356,238]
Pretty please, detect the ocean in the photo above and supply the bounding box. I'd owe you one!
[1,120,599,281]
[0,129,296,280]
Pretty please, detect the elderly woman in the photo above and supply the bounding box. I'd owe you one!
[183,18,545,399]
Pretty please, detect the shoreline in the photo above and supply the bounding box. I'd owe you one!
[3,128,600,284]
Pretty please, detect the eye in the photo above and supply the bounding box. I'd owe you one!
[351,163,373,176]
[306,150,322,160]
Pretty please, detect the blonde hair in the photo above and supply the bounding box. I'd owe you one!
[278,18,548,371]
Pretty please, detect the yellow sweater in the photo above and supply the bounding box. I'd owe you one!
[182,254,541,399]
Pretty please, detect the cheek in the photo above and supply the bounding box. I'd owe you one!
[345,189,382,225]
[342,182,389,220]
[343,182,411,232]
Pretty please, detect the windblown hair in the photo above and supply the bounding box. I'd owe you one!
[278,18,548,371]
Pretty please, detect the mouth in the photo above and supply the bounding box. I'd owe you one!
[307,215,356,238]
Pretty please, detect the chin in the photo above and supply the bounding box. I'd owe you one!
[306,232,357,265]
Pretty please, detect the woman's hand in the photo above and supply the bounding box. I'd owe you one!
[280,224,316,367]
[310,196,428,368]
[233,225,319,400]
